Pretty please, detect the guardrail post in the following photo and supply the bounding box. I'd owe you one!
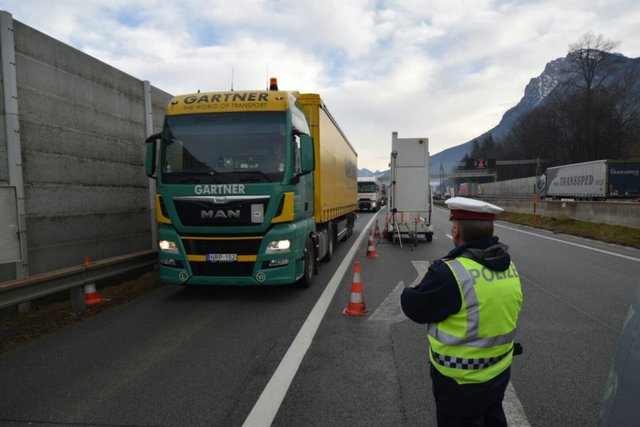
[70,286,85,312]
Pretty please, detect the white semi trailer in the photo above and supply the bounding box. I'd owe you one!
[386,132,433,245]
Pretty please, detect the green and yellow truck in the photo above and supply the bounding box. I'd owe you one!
[145,79,358,287]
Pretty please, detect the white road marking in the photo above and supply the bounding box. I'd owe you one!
[496,223,640,262]
[369,280,406,322]
[242,214,380,427]
[504,381,532,426]
[370,260,429,322]
[410,260,430,284]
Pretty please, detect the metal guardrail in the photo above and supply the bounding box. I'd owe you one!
[0,250,157,312]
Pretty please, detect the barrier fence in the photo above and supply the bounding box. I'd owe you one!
[0,250,157,312]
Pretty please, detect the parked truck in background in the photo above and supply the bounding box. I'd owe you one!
[357,176,384,211]
[457,182,479,198]
[145,79,358,287]
[538,160,640,200]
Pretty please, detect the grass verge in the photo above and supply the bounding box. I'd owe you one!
[497,212,640,249]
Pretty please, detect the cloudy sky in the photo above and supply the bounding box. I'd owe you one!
[1,1,639,171]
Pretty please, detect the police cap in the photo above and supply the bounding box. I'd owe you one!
[445,197,503,221]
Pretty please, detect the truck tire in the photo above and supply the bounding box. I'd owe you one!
[297,237,315,288]
[342,213,355,241]
[323,223,335,262]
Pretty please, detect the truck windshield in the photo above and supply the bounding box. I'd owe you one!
[160,112,287,184]
[358,182,378,193]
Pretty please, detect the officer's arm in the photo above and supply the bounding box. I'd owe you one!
[400,261,462,324]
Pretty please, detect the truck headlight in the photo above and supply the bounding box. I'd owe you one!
[159,240,179,253]
[266,240,291,253]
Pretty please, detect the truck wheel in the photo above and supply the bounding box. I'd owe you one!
[324,223,335,262]
[425,233,433,242]
[345,213,355,241]
[345,224,353,241]
[298,238,315,288]
[341,221,352,241]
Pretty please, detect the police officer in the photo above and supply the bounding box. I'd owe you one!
[401,197,523,427]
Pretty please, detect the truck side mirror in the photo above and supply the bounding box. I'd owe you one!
[299,134,314,174]
[145,133,161,178]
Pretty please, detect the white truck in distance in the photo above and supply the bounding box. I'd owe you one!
[357,176,384,211]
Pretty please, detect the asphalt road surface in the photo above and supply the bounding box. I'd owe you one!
[1,206,638,426]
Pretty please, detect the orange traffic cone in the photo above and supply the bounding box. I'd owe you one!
[365,229,379,258]
[84,282,106,305]
[374,219,381,238]
[343,262,370,316]
[83,256,106,305]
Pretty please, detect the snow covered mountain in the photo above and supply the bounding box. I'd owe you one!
[430,52,640,171]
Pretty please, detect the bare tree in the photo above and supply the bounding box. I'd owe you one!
[564,33,624,160]
[493,33,639,178]
[568,32,619,93]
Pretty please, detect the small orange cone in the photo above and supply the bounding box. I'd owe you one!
[365,229,379,257]
[343,262,370,316]
[83,257,106,305]
[84,282,106,305]
[374,219,381,238]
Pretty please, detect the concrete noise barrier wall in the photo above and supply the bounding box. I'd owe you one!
[0,11,172,281]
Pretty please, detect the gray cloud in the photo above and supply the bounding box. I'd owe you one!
[1,0,638,171]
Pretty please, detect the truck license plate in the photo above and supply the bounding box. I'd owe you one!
[206,253,237,262]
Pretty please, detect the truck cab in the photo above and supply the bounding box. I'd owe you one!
[357,176,383,211]
[145,81,357,287]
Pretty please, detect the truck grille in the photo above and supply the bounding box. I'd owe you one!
[359,200,372,210]
[173,196,270,226]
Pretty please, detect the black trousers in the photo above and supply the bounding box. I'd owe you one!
[430,365,510,427]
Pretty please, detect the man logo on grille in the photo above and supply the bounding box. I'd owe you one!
[201,209,241,219]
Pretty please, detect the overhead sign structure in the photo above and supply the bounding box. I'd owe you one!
[466,158,496,170]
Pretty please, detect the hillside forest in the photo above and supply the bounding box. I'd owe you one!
[465,33,640,180]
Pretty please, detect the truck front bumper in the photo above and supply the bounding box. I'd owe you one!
[358,200,377,211]
[156,223,307,286]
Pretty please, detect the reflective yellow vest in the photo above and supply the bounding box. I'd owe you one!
[427,257,523,384]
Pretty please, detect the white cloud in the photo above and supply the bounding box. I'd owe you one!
[1,0,639,171]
